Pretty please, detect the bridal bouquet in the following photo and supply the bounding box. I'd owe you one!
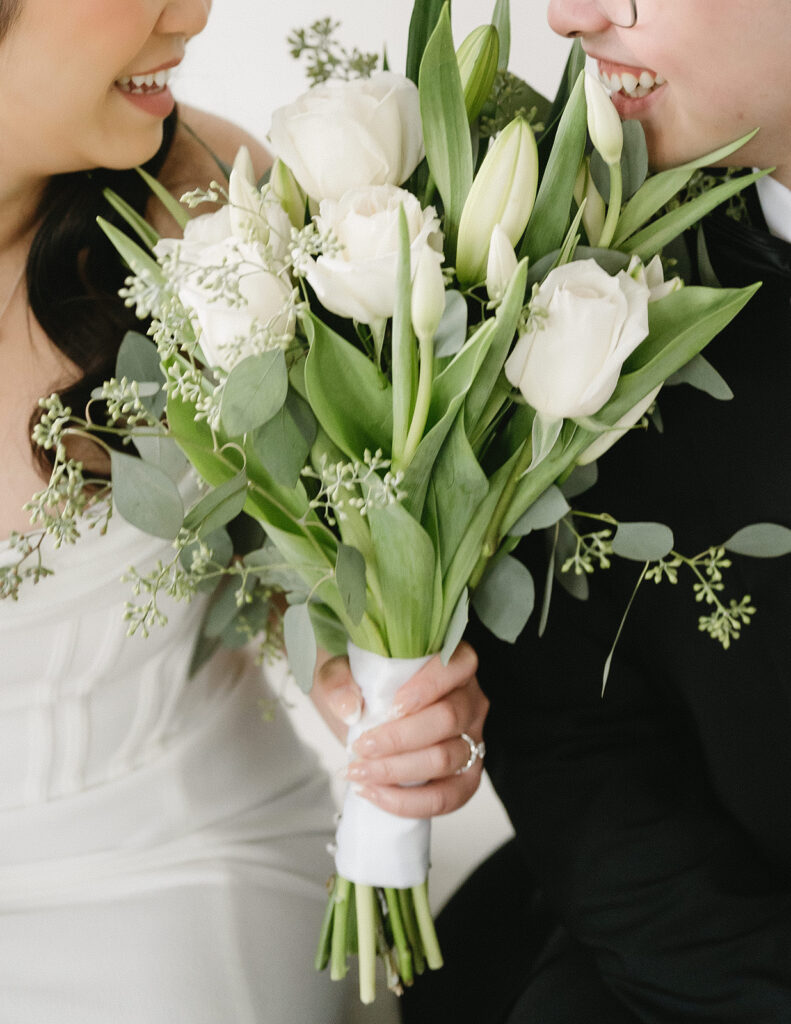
[19,0,790,1004]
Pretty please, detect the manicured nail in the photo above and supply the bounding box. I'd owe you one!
[353,734,379,757]
[331,691,362,726]
[345,762,370,781]
[353,784,376,802]
[391,694,420,719]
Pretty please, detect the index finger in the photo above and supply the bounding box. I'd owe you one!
[390,641,478,718]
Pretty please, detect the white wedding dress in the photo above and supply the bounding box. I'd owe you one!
[0,504,346,1023]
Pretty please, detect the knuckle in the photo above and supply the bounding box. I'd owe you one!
[430,744,454,778]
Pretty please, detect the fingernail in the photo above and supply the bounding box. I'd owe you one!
[352,784,376,802]
[353,734,379,757]
[345,762,370,781]
[391,694,420,719]
[331,692,362,726]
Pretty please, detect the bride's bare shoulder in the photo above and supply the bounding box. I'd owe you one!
[151,105,271,235]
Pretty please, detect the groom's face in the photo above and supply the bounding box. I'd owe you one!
[547,0,791,185]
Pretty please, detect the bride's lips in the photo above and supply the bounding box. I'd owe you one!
[591,57,667,117]
[114,60,180,118]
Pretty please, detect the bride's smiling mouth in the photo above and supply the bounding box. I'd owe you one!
[114,62,179,118]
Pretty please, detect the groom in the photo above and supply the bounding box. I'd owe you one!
[404,1,791,1020]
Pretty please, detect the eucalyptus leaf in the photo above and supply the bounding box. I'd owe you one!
[221,594,273,650]
[472,554,535,643]
[284,603,318,693]
[555,514,590,601]
[132,434,188,481]
[510,486,570,536]
[308,603,348,659]
[441,588,469,665]
[179,527,233,580]
[251,390,317,488]
[110,450,184,540]
[612,521,674,562]
[724,523,791,558]
[203,576,252,641]
[560,461,598,499]
[244,543,311,597]
[434,290,469,358]
[336,543,367,626]
[183,470,248,538]
[220,350,288,437]
[666,354,733,400]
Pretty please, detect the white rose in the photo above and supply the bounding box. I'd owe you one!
[156,236,295,373]
[306,184,443,325]
[504,258,651,421]
[268,71,424,202]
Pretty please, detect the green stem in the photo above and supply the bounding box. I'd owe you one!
[400,332,434,468]
[424,173,437,208]
[469,438,532,590]
[355,884,378,1005]
[315,878,337,972]
[597,162,623,249]
[412,882,443,970]
[330,877,352,981]
[398,889,426,975]
[385,888,414,987]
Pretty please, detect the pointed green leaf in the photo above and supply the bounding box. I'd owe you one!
[284,603,318,693]
[102,188,160,249]
[491,0,511,69]
[336,543,367,625]
[441,588,469,665]
[434,290,468,358]
[98,217,165,281]
[431,413,488,570]
[406,0,447,84]
[590,119,648,203]
[392,207,417,462]
[183,470,248,538]
[136,164,190,230]
[110,450,184,540]
[666,354,733,400]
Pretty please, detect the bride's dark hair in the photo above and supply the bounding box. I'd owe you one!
[0,0,178,457]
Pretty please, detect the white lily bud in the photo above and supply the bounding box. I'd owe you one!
[456,25,500,123]
[271,158,307,229]
[456,117,539,287]
[573,157,607,246]
[486,223,519,305]
[411,245,446,345]
[229,145,263,240]
[584,72,623,167]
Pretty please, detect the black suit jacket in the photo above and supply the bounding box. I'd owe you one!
[472,208,791,1022]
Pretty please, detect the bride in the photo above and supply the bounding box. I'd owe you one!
[0,1,487,1020]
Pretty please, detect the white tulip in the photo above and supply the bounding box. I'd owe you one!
[584,72,623,167]
[486,223,519,305]
[306,185,443,325]
[411,244,447,344]
[269,71,424,202]
[504,258,651,421]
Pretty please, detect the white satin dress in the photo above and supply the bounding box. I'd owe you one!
[0,507,346,1023]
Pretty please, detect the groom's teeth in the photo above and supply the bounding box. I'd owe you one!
[597,63,663,98]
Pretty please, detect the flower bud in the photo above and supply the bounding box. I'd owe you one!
[456,117,539,286]
[486,223,518,305]
[229,146,263,240]
[456,25,500,123]
[584,72,623,167]
[411,245,446,345]
[573,156,606,246]
[271,158,307,229]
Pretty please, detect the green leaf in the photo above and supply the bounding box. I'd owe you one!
[509,486,570,536]
[560,461,598,499]
[303,313,393,461]
[392,206,417,463]
[612,521,674,562]
[472,554,535,642]
[666,354,733,401]
[336,543,367,626]
[621,169,768,261]
[491,0,511,70]
[251,390,317,489]
[180,527,233,580]
[419,4,474,255]
[431,413,488,570]
[308,603,348,659]
[136,164,190,230]
[183,470,248,538]
[116,331,166,418]
[203,577,252,641]
[132,433,188,481]
[97,217,165,281]
[284,603,318,693]
[724,523,791,559]
[102,188,159,249]
[367,502,436,656]
[406,0,446,84]
[441,588,469,665]
[434,290,468,358]
[220,350,289,437]
[590,119,648,203]
[520,71,586,263]
[612,129,760,247]
[110,450,184,540]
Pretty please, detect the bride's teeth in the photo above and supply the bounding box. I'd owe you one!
[117,67,172,93]
[639,71,654,89]
[655,73,666,85]
[620,71,638,94]
[609,72,622,93]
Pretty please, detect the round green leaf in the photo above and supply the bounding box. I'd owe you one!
[284,603,318,694]
[725,523,791,559]
[612,521,674,562]
[110,450,184,540]
[434,291,469,358]
[472,554,535,643]
[220,350,288,437]
[182,471,248,538]
[510,486,571,536]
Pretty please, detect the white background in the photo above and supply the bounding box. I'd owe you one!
[175,0,571,142]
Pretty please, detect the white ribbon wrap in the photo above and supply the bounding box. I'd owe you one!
[334,643,433,888]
